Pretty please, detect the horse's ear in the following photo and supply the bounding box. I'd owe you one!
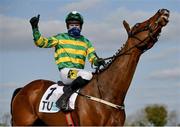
[123,20,131,35]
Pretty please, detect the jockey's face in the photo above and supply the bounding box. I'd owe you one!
[68,23,81,30]
[67,20,81,30]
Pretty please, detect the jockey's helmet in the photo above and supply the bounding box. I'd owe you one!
[65,11,84,29]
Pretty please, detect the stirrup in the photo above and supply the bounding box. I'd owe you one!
[62,105,72,112]
[60,100,73,112]
[56,91,73,111]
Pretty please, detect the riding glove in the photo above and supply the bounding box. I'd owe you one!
[30,14,40,29]
[95,58,105,66]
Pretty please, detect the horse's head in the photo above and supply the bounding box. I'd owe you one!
[123,9,170,52]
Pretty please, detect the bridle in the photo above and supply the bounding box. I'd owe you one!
[129,9,168,51]
[95,11,163,72]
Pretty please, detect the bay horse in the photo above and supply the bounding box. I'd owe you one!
[11,9,169,126]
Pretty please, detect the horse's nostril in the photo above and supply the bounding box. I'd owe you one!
[161,15,169,23]
[164,13,169,17]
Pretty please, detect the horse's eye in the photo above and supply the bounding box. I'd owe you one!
[135,23,140,27]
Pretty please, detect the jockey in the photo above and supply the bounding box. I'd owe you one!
[30,11,105,111]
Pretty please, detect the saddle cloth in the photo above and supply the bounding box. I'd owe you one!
[39,84,78,113]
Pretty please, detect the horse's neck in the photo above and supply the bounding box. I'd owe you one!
[98,39,142,105]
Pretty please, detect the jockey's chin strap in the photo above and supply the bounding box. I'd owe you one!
[76,92,125,110]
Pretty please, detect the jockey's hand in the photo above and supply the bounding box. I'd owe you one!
[30,14,40,29]
[95,58,105,66]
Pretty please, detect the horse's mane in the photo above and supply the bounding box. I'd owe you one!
[95,43,126,74]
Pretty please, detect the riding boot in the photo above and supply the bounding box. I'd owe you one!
[56,76,89,111]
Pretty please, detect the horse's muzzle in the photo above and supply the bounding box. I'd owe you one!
[159,9,170,26]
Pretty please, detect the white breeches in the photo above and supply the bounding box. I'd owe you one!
[59,68,93,84]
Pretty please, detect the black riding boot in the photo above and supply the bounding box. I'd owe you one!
[56,76,89,112]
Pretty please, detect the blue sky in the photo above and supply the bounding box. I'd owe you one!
[0,0,180,122]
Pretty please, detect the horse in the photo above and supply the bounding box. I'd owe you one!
[11,9,169,126]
